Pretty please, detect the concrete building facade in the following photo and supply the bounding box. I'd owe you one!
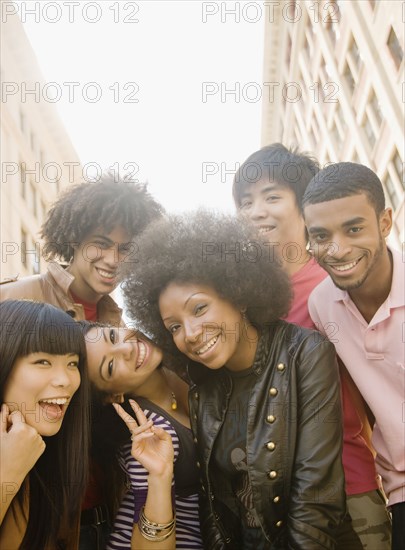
[261,0,404,245]
[1,13,81,279]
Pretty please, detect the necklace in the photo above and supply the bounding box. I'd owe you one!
[170,391,177,411]
[161,368,178,411]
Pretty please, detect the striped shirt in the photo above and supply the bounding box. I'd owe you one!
[107,407,203,549]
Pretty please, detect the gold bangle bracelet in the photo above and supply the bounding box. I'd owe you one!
[139,506,175,529]
[138,522,175,542]
[138,506,176,541]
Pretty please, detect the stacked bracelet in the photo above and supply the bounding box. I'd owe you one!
[138,506,175,542]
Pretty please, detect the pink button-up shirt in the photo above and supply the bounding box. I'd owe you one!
[309,248,405,505]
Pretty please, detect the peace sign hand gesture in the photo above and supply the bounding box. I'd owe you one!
[113,399,174,478]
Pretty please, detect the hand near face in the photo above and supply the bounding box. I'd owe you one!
[0,404,46,498]
[113,399,174,479]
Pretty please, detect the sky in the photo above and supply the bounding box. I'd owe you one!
[14,0,265,213]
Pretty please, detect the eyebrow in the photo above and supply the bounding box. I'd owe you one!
[308,217,367,234]
[99,356,107,381]
[240,183,282,199]
[96,329,109,381]
[161,292,205,322]
[341,217,366,228]
[308,226,327,234]
[91,235,115,245]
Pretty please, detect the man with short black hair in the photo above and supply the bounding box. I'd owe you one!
[304,162,404,550]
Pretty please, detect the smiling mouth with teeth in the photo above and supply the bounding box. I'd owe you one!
[96,268,117,280]
[135,341,147,369]
[258,226,276,235]
[329,257,362,272]
[40,398,69,405]
[38,397,70,420]
[196,335,219,355]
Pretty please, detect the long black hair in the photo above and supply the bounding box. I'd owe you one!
[0,300,90,549]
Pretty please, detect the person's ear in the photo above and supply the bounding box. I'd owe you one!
[379,208,392,238]
[104,393,125,404]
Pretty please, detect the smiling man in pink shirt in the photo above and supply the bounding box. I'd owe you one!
[304,162,404,550]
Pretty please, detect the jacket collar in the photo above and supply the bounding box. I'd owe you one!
[48,261,76,294]
[48,261,123,320]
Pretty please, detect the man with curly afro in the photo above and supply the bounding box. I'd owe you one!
[1,174,163,324]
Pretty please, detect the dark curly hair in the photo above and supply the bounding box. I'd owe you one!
[121,210,292,360]
[41,173,164,262]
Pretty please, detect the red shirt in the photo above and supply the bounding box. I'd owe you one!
[286,258,378,495]
[285,258,328,328]
[70,291,98,321]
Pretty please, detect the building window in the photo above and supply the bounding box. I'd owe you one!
[368,89,383,127]
[324,1,340,44]
[19,110,25,134]
[336,105,346,130]
[392,149,404,190]
[387,27,403,69]
[19,161,26,199]
[384,172,399,210]
[21,228,28,265]
[343,62,355,92]
[279,120,284,141]
[21,228,40,274]
[335,106,346,139]
[303,35,310,60]
[304,27,314,59]
[331,121,340,149]
[362,114,376,150]
[285,33,292,66]
[38,198,46,223]
[29,180,37,218]
[33,256,40,274]
[311,116,320,142]
[295,127,302,146]
[30,131,36,152]
[348,36,362,75]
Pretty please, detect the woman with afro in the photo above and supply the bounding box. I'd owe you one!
[121,210,347,550]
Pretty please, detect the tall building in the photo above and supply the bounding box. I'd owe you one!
[261,0,404,245]
[1,13,81,279]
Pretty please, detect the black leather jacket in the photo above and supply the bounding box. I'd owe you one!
[188,321,345,549]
